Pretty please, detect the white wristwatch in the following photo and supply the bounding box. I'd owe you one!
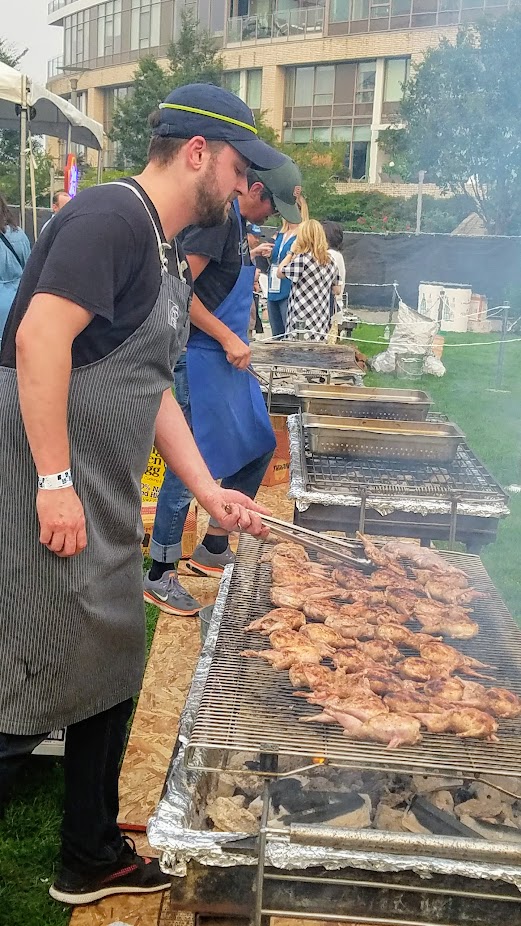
[38,470,73,490]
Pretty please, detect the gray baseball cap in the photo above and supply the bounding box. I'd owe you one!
[252,156,303,224]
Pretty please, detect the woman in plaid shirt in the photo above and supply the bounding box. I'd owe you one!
[277,219,340,341]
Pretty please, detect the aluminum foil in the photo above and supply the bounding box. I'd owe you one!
[287,414,510,519]
[147,565,521,892]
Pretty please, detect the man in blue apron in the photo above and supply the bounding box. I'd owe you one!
[144,159,303,615]
[0,84,284,905]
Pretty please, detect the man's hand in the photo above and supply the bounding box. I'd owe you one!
[250,242,274,259]
[200,487,271,538]
[222,331,252,370]
[36,486,87,557]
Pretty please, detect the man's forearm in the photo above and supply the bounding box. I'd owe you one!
[154,390,217,506]
[189,293,233,348]
[17,342,71,476]
[15,295,94,476]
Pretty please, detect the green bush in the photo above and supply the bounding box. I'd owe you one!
[309,190,472,234]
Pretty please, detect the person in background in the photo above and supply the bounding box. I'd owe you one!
[41,190,72,233]
[322,220,346,315]
[266,194,308,338]
[144,159,302,617]
[0,192,30,340]
[277,218,340,342]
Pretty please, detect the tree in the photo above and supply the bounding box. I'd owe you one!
[276,142,344,220]
[380,11,521,235]
[0,37,24,68]
[110,10,223,170]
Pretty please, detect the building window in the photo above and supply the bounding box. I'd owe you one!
[349,125,371,178]
[97,0,122,58]
[286,65,335,107]
[330,0,350,20]
[355,61,376,103]
[63,9,91,67]
[223,71,241,95]
[294,67,314,106]
[130,0,161,51]
[246,69,262,110]
[314,66,335,105]
[351,0,370,17]
[104,85,133,168]
[384,57,409,102]
[223,69,262,110]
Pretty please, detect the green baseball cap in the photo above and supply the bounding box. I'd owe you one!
[252,156,303,224]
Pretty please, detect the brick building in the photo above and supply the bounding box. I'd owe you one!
[46,0,511,184]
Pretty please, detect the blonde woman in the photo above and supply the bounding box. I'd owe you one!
[277,218,340,341]
[266,195,309,337]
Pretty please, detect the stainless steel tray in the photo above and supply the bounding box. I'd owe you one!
[295,384,433,420]
[302,413,465,463]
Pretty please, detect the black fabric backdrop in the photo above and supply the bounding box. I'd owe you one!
[340,232,521,311]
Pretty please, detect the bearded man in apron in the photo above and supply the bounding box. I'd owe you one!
[0,83,285,905]
[144,159,303,616]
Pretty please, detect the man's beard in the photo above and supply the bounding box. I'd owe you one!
[194,161,232,228]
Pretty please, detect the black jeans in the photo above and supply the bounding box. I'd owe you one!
[0,698,133,873]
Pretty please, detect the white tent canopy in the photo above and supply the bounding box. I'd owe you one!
[0,61,103,150]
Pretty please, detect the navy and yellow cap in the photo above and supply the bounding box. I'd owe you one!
[153,83,285,171]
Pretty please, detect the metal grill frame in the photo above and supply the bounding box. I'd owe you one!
[301,431,508,502]
[186,534,521,779]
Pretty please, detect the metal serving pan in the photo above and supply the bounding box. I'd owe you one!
[295,384,433,421]
[302,413,465,463]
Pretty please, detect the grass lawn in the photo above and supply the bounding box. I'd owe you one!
[1,325,519,924]
[0,602,160,926]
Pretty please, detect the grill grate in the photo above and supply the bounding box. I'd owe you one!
[250,341,356,371]
[187,534,521,778]
[301,430,507,501]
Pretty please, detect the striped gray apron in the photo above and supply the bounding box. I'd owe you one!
[0,182,191,735]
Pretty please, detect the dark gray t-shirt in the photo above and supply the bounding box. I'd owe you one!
[0,179,191,368]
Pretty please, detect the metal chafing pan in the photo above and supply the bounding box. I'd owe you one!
[302,412,465,463]
[295,383,433,420]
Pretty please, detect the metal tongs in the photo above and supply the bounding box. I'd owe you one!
[246,365,270,386]
[260,514,371,569]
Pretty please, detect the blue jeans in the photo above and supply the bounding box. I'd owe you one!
[150,353,273,563]
[267,297,288,338]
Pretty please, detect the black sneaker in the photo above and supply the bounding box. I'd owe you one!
[49,837,171,905]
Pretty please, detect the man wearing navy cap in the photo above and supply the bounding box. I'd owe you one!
[144,136,302,616]
[0,83,284,905]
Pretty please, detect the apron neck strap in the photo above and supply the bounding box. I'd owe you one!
[106,180,182,275]
[233,198,248,267]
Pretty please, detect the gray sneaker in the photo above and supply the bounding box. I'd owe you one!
[186,543,235,577]
[143,570,200,616]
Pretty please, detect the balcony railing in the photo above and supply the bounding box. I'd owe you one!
[47,55,64,79]
[226,6,324,43]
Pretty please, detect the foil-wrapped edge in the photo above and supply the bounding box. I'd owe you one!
[147,565,521,892]
[147,565,235,872]
[287,414,510,519]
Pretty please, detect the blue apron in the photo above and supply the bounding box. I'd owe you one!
[186,201,276,480]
